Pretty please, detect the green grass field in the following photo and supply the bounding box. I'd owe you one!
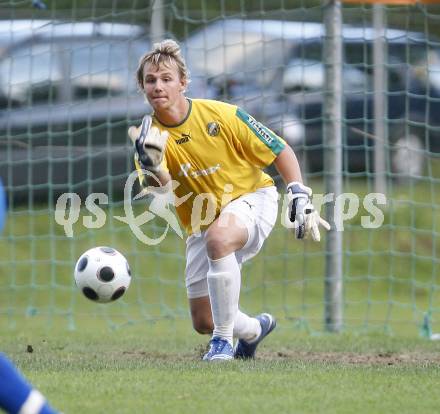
[2,322,440,414]
[1,177,440,413]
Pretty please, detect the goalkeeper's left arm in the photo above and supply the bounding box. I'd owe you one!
[273,145,330,242]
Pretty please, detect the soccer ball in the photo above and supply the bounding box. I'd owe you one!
[74,246,131,303]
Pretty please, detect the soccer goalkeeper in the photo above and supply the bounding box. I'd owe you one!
[129,39,330,361]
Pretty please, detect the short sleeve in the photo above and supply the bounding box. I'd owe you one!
[232,107,286,168]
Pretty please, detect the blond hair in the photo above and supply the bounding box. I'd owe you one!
[136,39,190,90]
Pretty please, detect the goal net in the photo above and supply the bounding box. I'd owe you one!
[0,0,439,337]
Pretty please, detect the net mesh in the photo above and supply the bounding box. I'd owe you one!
[0,1,439,337]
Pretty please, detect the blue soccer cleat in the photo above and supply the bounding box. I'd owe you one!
[234,313,277,359]
[202,337,234,361]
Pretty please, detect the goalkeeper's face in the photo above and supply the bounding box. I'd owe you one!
[142,62,187,112]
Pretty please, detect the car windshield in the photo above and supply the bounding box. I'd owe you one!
[67,39,144,97]
[184,26,290,86]
[0,38,145,106]
[0,42,60,105]
[283,59,370,93]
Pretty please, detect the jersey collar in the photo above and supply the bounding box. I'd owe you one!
[153,98,192,128]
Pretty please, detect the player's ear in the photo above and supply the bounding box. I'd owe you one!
[179,76,187,93]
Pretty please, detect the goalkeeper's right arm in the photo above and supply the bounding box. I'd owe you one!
[128,115,171,187]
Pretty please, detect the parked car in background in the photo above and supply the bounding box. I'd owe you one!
[183,19,440,178]
[0,20,150,203]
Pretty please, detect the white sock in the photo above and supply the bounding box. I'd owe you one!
[207,253,241,345]
[233,310,262,343]
[19,389,45,414]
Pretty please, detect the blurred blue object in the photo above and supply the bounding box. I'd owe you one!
[0,179,5,233]
[32,0,47,9]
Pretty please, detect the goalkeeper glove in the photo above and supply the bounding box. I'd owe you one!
[128,115,169,172]
[286,181,330,242]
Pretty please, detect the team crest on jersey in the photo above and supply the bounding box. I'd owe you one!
[207,122,220,137]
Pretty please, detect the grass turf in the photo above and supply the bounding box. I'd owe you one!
[1,175,440,412]
[2,322,440,414]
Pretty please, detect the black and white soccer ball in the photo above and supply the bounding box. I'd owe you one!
[74,246,131,303]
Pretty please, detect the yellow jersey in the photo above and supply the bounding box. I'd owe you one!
[136,98,286,235]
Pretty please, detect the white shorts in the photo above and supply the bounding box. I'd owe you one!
[185,186,279,299]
